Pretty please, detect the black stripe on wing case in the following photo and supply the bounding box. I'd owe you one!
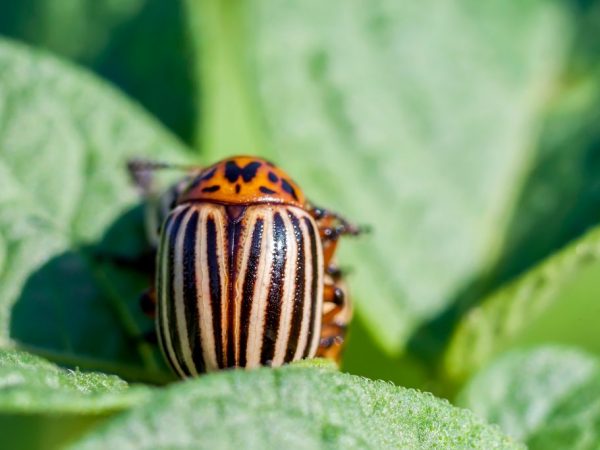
[239,218,264,367]
[285,212,306,361]
[182,211,205,373]
[226,218,243,367]
[166,210,190,376]
[303,217,320,358]
[157,213,177,373]
[206,216,224,368]
[261,213,287,364]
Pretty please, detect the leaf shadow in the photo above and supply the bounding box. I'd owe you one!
[0,0,196,143]
[9,205,172,383]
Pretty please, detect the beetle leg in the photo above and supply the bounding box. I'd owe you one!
[93,249,156,274]
[309,204,367,267]
[128,159,205,246]
[309,204,368,238]
[139,285,157,319]
[141,329,158,345]
[127,159,166,197]
[136,283,159,346]
[308,203,360,363]
[326,264,343,281]
[316,276,352,364]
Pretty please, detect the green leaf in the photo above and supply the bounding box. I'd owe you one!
[188,0,572,356]
[527,376,600,450]
[0,0,142,61]
[0,38,191,381]
[0,0,195,141]
[457,347,600,450]
[457,347,599,441]
[0,348,151,449]
[444,226,600,386]
[482,1,600,294]
[0,348,148,413]
[70,364,522,450]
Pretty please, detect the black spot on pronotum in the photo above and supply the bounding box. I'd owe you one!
[200,167,217,181]
[185,176,203,192]
[281,179,299,200]
[240,162,262,182]
[235,184,241,194]
[225,161,239,183]
[185,168,217,194]
[225,161,262,183]
[259,186,276,195]
[268,171,279,183]
[201,185,220,193]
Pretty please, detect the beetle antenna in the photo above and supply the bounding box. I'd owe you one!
[127,158,202,195]
[127,158,200,173]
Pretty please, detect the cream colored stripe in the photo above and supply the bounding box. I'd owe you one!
[234,213,256,366]
[294,212,314,360]
[246,209,273,368]
[197,205,217,371]
[173,207,197,376]
[160,206,186,378]
[154,212,167,363]
[213,207,229,366]
[272,208,298,366]
[308,216,324,357]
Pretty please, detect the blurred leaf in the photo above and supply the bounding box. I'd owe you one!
[527,375,600,450]
[0,348,150,449]
[444,226,600,385]
[484,1,600,292]
[0,38,191,381]
[0,0,196,141]
[457,347,599,440]
[186,0,266,154]
[70,363,522,450]
[458,347,600,450]
[341,314,438,394]
[187,0,572,357]
[0,0,142,61]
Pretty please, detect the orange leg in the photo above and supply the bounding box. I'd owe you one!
[140,285,157,319]
[316,274,352,363]
[309,204,364,364]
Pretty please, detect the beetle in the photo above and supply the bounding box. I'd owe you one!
[128,156,362,377]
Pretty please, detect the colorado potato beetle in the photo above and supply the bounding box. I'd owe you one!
[128,156,362,377]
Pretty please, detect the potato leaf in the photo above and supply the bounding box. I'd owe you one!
[458,347,600,450]
[0,38,191,381]
[71,363,522,450]
[444,227,600,385]
[187,0,572,355]
[0,0,195,141]
[0,348,150,449]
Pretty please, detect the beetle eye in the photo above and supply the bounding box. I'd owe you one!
[313,208,325,219]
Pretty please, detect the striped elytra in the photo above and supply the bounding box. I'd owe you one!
[156,202,324,375]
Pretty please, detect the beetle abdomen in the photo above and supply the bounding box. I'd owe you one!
[156,202,323,376]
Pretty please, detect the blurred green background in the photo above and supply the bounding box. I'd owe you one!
[1,0,600,448]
